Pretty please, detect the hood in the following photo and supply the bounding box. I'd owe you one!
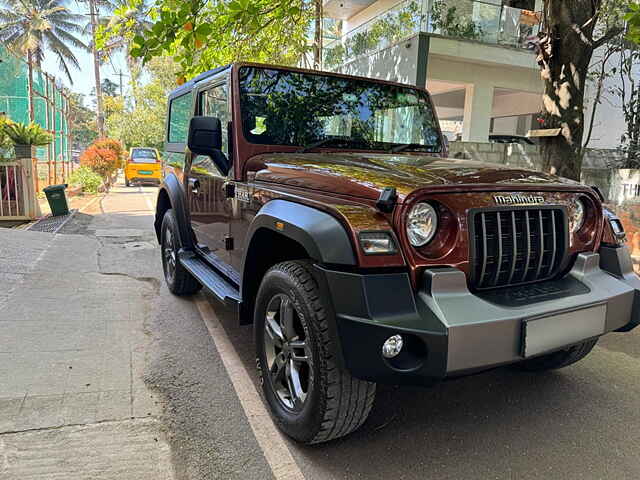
[249,152,579,201]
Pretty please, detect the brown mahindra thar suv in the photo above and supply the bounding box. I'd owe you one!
[155,63,640,444]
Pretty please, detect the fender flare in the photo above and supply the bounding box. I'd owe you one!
[242,199,357,273]
[155,173,193,249]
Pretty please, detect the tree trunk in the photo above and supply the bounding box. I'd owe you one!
[313,0,323,70]
[538,0,600,181]
[89,0,105,138]
[26,51,35,123]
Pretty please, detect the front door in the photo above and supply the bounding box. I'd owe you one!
[186,81,233,267]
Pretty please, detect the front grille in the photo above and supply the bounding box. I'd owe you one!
[471,207,567,290]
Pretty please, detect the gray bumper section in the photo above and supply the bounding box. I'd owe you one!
[421,249,639,374]
[322,246,640,383]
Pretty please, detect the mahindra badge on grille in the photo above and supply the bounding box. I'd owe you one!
[494,195,545,206]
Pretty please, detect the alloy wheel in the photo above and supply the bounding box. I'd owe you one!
[163,228,176,283]
[263,294,312,411]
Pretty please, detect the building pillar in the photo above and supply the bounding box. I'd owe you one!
[462,83,494,142]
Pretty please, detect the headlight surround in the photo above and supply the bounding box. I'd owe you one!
[407,202,438,247]
[570,198,586,233]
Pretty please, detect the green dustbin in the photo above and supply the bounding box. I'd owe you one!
[43,184,70,216]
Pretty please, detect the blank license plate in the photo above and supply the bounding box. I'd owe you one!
[138,170,153,175]
[523,304,606,358]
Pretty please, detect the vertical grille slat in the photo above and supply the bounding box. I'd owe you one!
[522,210,531,282]
[493,211,503,286]
[472,207,566,290]
[535,210,545,278]
[479,213,488,288]
[507,211,518,284]
[548,210,557,276]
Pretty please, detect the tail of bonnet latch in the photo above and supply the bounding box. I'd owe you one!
[376,187,397,213]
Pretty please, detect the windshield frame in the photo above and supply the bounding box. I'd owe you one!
[234,64,445,157]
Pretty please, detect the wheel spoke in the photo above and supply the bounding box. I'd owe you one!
[265,312,285,348]
[287,359,306,407]
[270,352,287,385]
[279,297,296,340]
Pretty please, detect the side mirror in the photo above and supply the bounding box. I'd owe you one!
[187,116,230,174]
[188,116,222,156]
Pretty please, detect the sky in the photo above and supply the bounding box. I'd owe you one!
[40,0,130,106]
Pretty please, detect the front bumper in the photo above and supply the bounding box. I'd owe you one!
[317,246,640,385]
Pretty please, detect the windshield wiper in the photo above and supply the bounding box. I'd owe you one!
[297,137,344,153]
[390,143,429,153]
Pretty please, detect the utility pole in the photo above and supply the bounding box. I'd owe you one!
[114,70,128,98]
[88,0,105,138]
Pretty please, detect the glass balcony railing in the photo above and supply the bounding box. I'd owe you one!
[323,0,542,70]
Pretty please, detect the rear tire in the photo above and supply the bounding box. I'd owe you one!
[161,209,201,295]
[515,339,598,372]
[125,177,130,187]
[254,260,376,444]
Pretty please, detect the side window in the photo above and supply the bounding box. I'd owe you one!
[168,92,193,143]
[200,84,230,155]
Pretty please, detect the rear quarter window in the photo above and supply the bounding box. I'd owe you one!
[168,92,193,143]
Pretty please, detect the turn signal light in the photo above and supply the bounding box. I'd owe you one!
[359,232,397,255]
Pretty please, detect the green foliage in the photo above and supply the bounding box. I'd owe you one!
[105,56,178,150]
[68,93,98,150]
[99,0,313,80]
[0,116,13,160]
[0,0,88,83]
[323,1,421,69]
[68,166,103,194]
[3,121,53,146]
[626,2,640,44]
[430,0,483,40]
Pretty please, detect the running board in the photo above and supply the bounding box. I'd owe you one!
[179,251,241,308]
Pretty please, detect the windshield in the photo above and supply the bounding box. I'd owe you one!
[239,67,442,153]
[131,149,157,162]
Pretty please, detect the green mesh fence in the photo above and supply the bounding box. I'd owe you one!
[0,46,70,166]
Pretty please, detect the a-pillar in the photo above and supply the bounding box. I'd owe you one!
[462,83,494,142]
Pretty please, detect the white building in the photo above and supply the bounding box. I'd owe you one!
[322,0,546,142]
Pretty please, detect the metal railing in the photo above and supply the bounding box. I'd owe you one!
[323,0,542,70]
[0,162,25,219]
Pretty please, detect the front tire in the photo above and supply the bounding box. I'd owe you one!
[160,209,201,295]
[515,339,598,372]
[255,260,376,444]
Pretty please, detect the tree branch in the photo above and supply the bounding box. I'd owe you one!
[593,26,624,49]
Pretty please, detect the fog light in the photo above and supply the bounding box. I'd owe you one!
[382,335,404,358]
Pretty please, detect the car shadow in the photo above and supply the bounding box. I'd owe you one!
[208,298,639,480]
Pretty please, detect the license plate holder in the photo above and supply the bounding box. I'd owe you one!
[522,304,606,358]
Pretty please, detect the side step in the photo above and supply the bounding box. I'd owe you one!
[179,251,241,308]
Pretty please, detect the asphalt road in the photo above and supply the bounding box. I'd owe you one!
[64,183,640,480]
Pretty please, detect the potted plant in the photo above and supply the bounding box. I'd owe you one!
[2,121,53,158]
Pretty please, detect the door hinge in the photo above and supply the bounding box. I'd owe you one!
[224,182,235,198]
[224,235,234,251]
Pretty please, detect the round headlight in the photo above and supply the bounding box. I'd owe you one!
[571,198,586,233]
[407,202,438,247]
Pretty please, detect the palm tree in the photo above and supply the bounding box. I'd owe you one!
[0,0,88,121]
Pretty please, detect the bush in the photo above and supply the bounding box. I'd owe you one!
[92,138,124,168]
[80,146,120,182]
[68,166,103,194]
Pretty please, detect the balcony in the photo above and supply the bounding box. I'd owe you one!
[323,0,542,70]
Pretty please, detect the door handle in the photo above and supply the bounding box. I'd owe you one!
[189,178,200,195]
